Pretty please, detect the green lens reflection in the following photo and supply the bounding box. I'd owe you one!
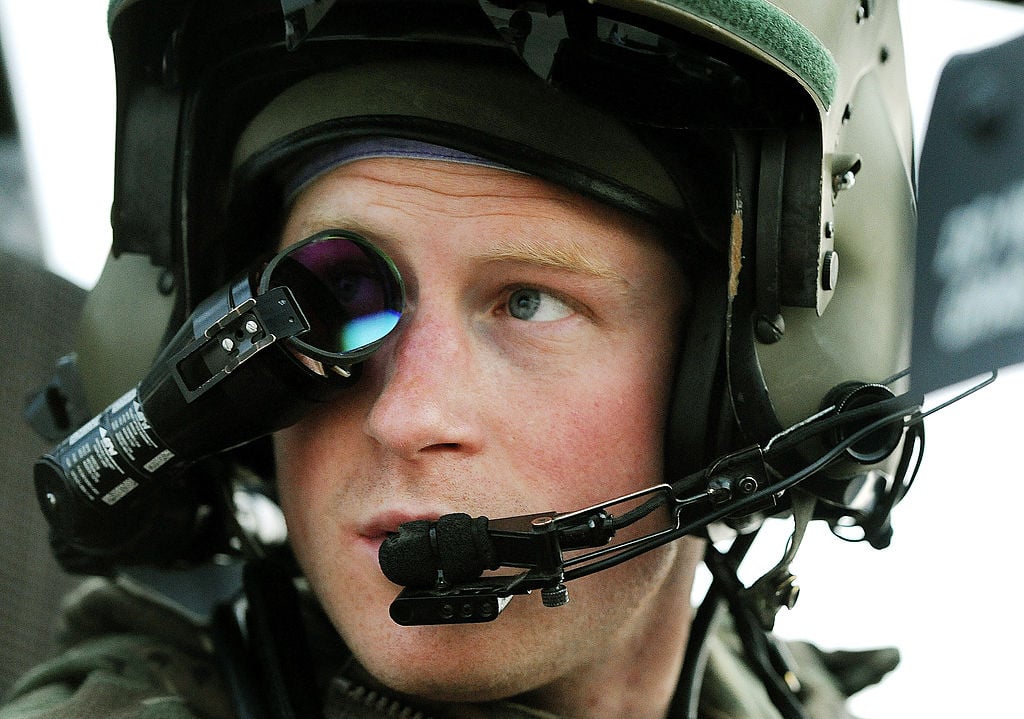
[341,310,402,352]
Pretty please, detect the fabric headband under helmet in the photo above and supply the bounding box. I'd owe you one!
[229,58,704,247]
[281,136,525,204]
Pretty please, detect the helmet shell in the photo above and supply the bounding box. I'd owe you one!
[94,0,916,503]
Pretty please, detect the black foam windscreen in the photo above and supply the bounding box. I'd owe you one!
[378,513,499,587]
[378,519,437,587]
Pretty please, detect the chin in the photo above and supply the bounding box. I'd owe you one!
[332,590,567,704]
[358,631,545,705]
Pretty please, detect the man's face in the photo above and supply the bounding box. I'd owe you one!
[274,157,694,704]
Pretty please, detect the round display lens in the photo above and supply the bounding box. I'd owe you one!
[265,232,403,357]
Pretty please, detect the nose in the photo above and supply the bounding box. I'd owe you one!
[363,304,482,459]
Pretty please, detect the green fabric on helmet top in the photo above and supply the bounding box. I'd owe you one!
[604,0,837,109]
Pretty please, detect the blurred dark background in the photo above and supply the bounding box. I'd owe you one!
[0,29,82,694]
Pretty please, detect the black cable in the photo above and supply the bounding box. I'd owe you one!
[564,403,919,581]
[242,560,325,719]
[210,601,269,719]
[765,392,920,455]
[675,531,758,719]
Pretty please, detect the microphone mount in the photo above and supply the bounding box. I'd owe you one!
[386,445,774,625]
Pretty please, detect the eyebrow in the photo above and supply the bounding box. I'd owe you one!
[476,239,629,285]
[288,216,630,286]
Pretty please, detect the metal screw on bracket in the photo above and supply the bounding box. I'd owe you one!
[856,0,872,22]
[833,170,857,193]
[221,337,236,352]
[830,154,861,195]
[707,476,733,503]
[737,476,759,495]
[157,269,176,296]
[245,319,260,334]
[822,250,840,291]
[774,573,801,611]
[755,314,785,344]
[542,583,569,607]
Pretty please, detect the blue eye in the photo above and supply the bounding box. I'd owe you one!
[508,288,573,321]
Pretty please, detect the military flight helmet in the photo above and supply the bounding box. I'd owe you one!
[85,0,916,551]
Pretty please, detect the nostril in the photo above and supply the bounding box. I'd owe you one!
[423,443,461,452]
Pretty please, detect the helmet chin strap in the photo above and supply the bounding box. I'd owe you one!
[740,490,815,632]
[700,534,811,719]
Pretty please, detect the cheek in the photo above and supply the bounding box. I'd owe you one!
[272,422,345,551]
[497,348,674,507]
[272,431,315,545]
[274,419,326,493]
[272,423,378,621]
[273,392,368,497]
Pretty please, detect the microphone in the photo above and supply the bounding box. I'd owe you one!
[379,508,621,625]
[379,513,499,587]
[379,503,627,589]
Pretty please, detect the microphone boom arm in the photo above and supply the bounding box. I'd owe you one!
[383,388,951,625]
[386,445,772,625]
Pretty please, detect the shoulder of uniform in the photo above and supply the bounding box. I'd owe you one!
[0,577,235,719]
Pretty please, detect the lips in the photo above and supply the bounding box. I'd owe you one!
[354,509,443,581]
[358,508,455,559]
[361,509,445,540]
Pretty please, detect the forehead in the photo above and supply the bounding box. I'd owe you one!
[282,156,670,252]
